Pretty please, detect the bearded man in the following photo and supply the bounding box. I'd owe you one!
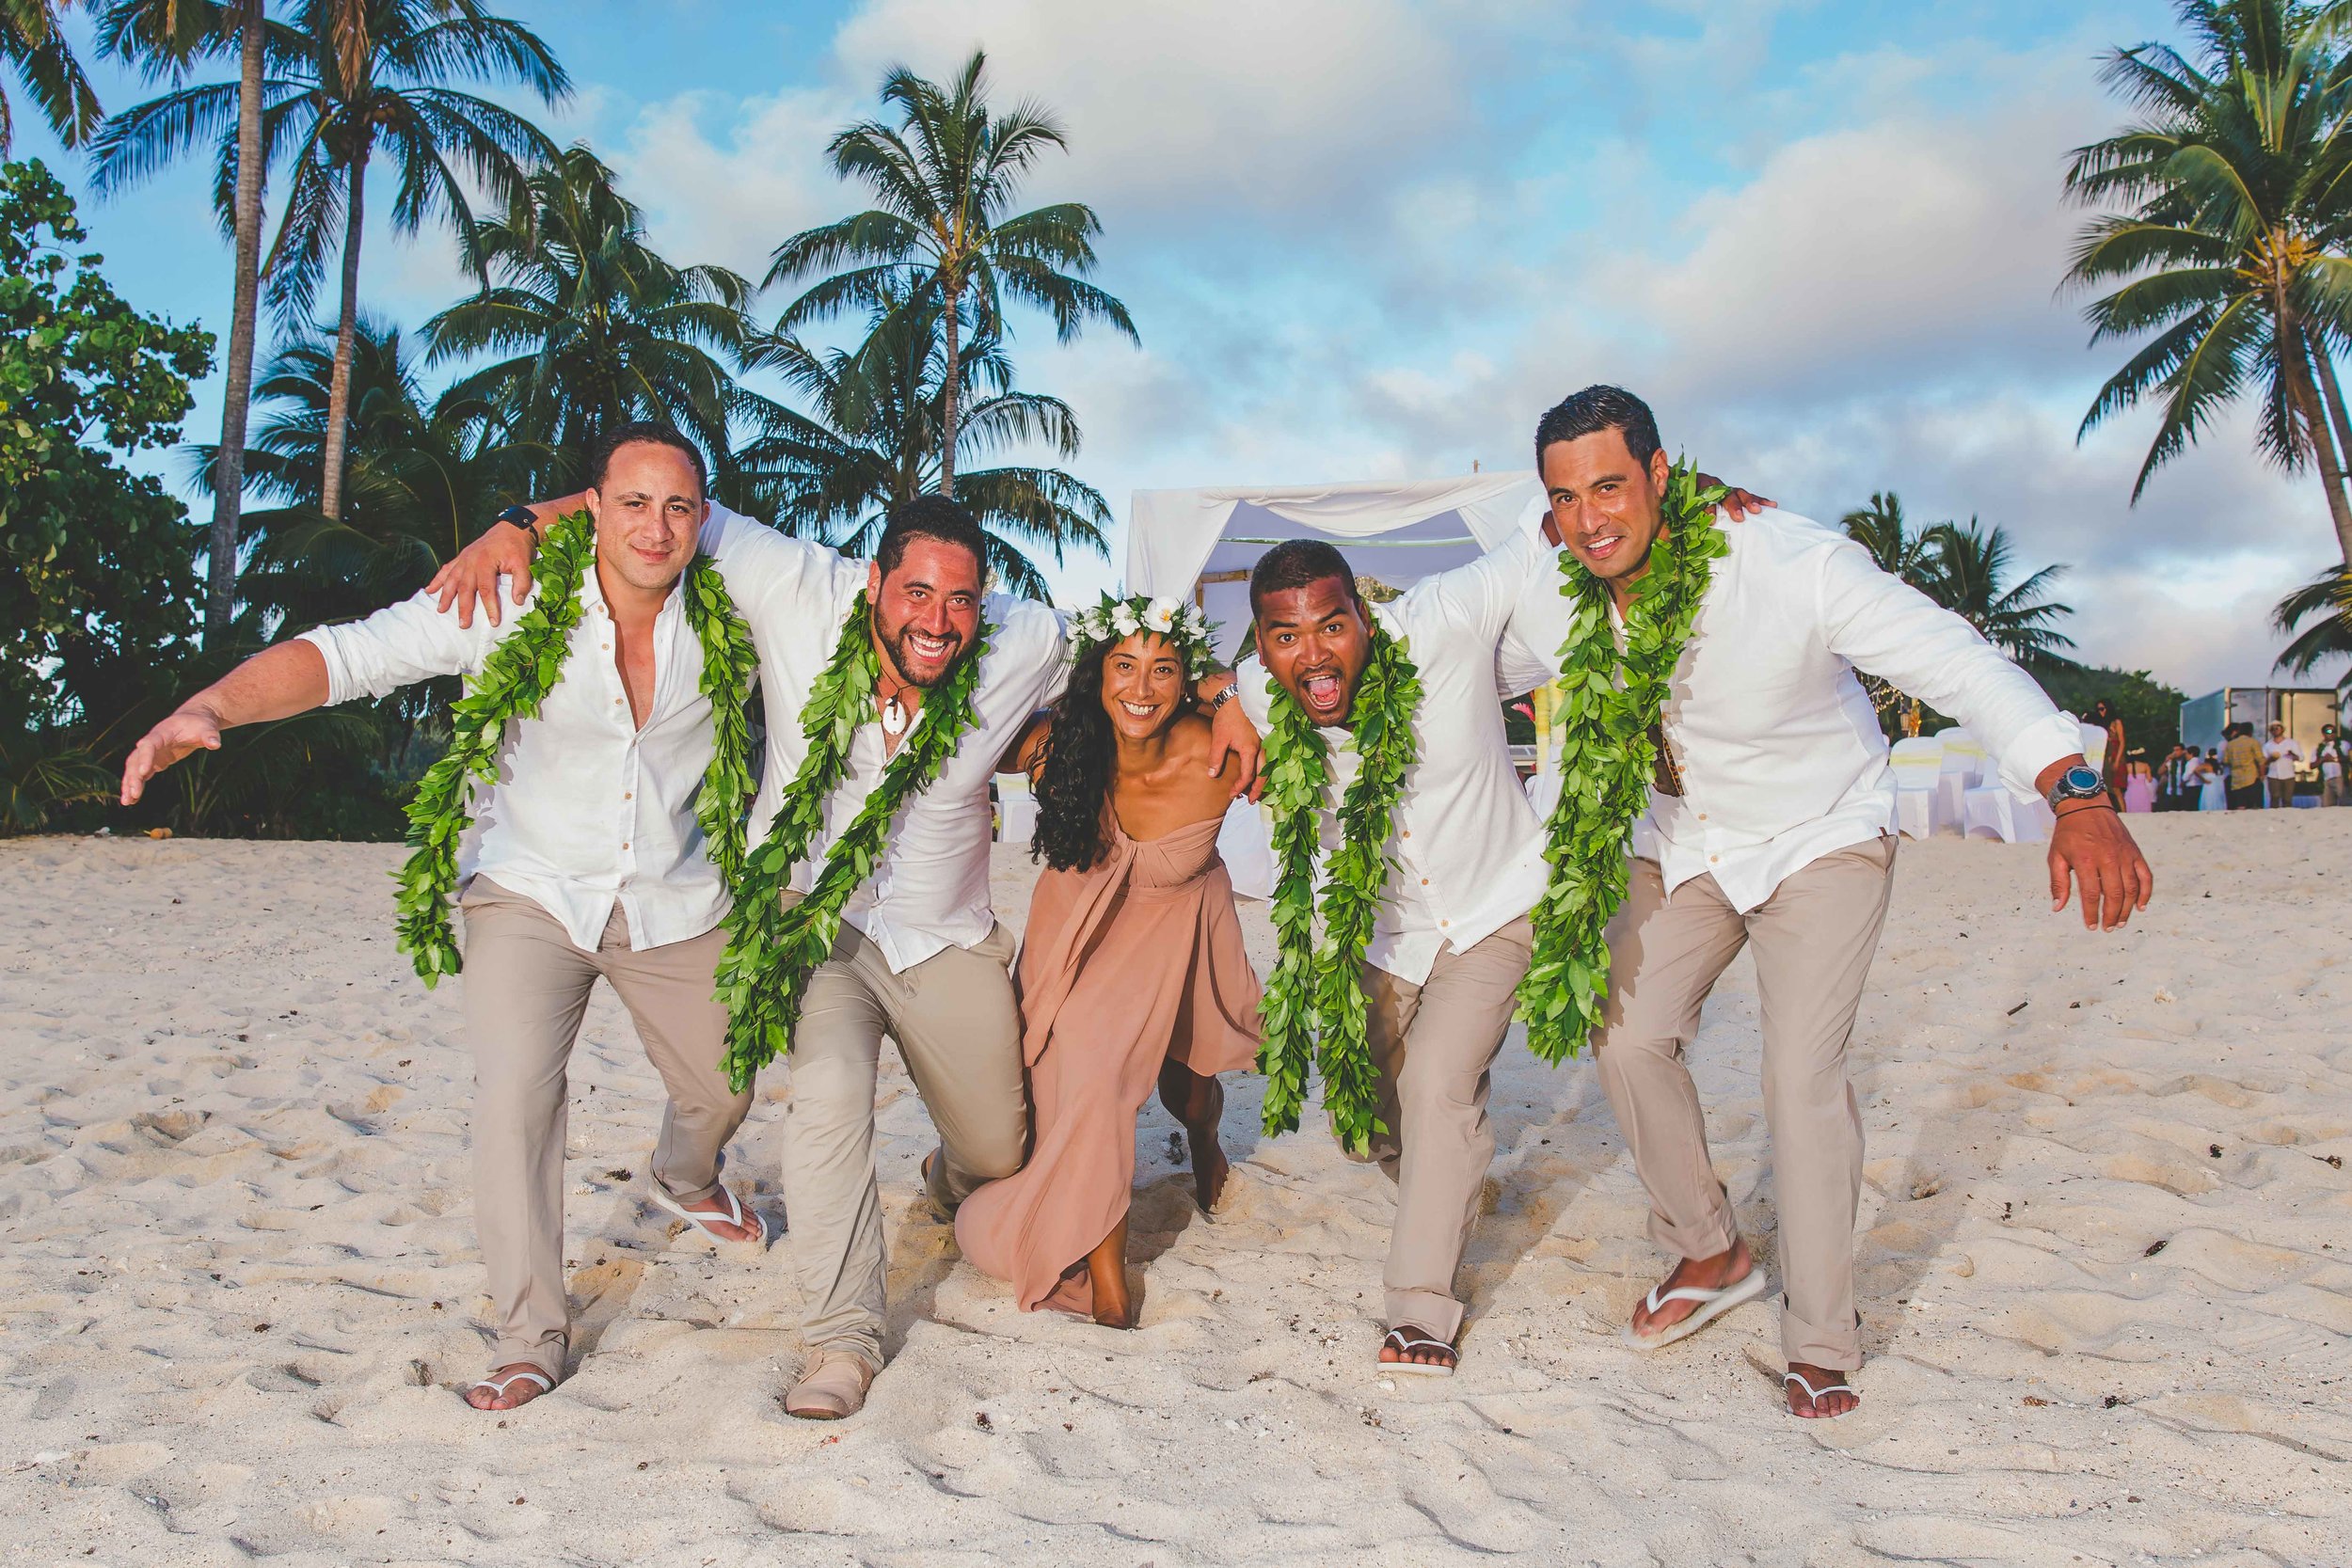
[120,424,764,1413]
[1513,385,2153,1418]
[432,493,1260,1420]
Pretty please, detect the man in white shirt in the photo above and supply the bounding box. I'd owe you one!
[119,424,764,1414]
[1516,385,2153,1419]
[2263,721,2307,808]
[2317,724,2347,806]
[1233,533,1591,1376]
[432,493,1263,1419]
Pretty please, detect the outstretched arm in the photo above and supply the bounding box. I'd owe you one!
[1194,669,1263,801]
[120,641,330,805]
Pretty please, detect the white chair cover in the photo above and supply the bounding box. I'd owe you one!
[1889,735,1943,791]
[1216,797,1276,899]
[1963,784,2053,844]
[1895,788,1935,841]
[1936,726,1987,784]
[2077,720,2107,772]
[996,785,1038,847]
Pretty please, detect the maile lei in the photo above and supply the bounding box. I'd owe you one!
[1516,460,1727,1062]
[1256,626,1422,1155]
[394,508,759,986]
[713,594,992,1091]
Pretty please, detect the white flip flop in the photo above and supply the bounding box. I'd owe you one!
[468,1367,552,1407]
[1784,1370,1860,1418]
[649,1183,768,1246]
[1378,1326,1458,1379]
[1620,1265,1771,1350]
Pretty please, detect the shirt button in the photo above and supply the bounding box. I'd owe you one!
[1401,830,1411,839]
[623,791,633,800]
[1421,878,1430,886]
[1439,918,1449,927]
[1709,855,1720,863]
[622,842,630,851]
[1697,813,1708,820]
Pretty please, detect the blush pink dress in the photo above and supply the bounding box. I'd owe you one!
[955,815,1262,1316]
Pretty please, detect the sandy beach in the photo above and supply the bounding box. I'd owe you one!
[2,812,2346,1566]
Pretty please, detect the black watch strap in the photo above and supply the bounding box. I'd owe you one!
[496,504,537,531]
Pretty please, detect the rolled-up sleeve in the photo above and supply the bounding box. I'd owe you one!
[297,588,507,705]
[1813,539,2081,800]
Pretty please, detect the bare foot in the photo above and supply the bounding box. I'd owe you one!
[1084,1220,1136,1328]
[675,1188,760,1243]
[1785,1362,1860,1418]
[1159,1063,1229,1213]
[465,1362,553,1411]
[1376,1324,1456,1372]
[1629,1237,1754,1340]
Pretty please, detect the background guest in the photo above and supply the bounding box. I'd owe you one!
[2316,724,2348,807]
[2262,721,2306,809]
[2086,697,2128,809]
[2222,723,2265,810]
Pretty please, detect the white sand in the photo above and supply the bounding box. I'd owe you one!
[2,814,2347,1566]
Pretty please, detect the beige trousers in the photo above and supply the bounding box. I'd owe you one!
[1359,916,1534,1341]
[460,879,752,1380]
[1593,838,1897,1370]
[779,905,1027,1368]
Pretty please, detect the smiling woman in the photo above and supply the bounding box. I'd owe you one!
[955,594,1258,1328]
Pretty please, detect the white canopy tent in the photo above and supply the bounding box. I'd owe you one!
[1125,471,1549,660]
[1117,470,1551,896]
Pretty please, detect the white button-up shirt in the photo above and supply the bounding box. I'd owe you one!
[1505,509,2083,912]
[1238,530,1555,986]
[700,506,1067,975]
[299,565,730,952]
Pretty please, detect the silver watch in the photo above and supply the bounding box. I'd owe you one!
[2046,764,2106,808]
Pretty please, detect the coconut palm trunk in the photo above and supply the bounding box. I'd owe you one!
[320,147,367,521]
[2285,318,2352,563]
[2309,340,2352,560]
[204,0,267,642]
[938,285,961,489]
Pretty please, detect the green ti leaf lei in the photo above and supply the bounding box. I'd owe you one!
[1255,626,1422,1155]
[713,593,992,1092]
[393,509,759,987]
[1516,459,1727,1062]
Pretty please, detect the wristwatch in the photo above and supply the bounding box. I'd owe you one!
[2046,764,2108,810]
[495,504,537,532]
[1205,682,1239,713]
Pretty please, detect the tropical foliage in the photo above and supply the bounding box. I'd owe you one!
[0,161,210,752]
[1839,490,2080,736]
[2271,561,2352,671]
[9,33,1130,838]
[424,143,757,495]
[2,0,103,156]
[765,47,1136,488]
[735,290,1109,595]
[2065,0,2352,565]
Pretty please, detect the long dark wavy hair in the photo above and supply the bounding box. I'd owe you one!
[1032,638,1174,872]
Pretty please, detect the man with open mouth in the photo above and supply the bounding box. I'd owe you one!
[1230,472,1769,1379]
[1510,384,2153,1419]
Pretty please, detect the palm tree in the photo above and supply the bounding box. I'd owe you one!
[2271,561,2352,673]
[1,0,103,153]
[1923,520,2081,671]
[96,0,273,646]
[1839,490,1937,587]
[94,0,567,525]
[2064,0,2352,562]
[735,297,1109,597]
[423,143,755,494]
[765,48,1136,489]
[193,315,529,641]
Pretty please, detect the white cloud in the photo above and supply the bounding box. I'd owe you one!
[825,0,1482,230]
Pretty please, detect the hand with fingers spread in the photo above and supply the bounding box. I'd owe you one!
[1693,472,1774,522]
[424,499,579,627]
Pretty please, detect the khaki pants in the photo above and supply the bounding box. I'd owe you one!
[1593,839,1897,1370]
[1359,916,1534,1341]
[780,907,1027,1367]
[460,879,752,1380]
[2326,777,2346,807]
[2266,778,2296,808]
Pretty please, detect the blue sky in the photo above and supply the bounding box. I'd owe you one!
[26,0,2347,695]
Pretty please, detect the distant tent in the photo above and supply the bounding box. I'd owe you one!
[1125,471,1547,659]
[1122,470,1550,896]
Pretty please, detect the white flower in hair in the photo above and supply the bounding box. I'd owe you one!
[1111,601,1141,637]
[1143,595,1180,633]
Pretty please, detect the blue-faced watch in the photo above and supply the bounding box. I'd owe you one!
[2046,764,2106,808]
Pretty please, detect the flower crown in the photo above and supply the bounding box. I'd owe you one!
[1067,593,1218,677]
